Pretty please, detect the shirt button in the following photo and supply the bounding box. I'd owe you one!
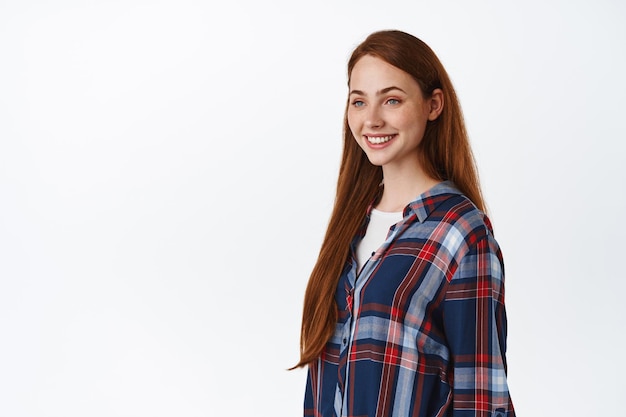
[342,338,347,345]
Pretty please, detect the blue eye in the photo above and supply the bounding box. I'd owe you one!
[352,100,365,107]
[386,98,400,105]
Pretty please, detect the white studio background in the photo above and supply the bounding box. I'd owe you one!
[1,1,625,416]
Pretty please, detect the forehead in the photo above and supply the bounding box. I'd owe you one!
[349,55,419,92]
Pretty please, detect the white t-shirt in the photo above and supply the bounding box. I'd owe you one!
[356,208,403,273]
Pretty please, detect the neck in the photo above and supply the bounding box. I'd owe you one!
[376,164,439,212]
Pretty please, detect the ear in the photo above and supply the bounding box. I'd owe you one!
[427,88,444,121]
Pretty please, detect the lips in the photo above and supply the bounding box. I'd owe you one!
[366,135,396,144]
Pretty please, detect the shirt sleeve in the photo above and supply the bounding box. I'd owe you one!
[442,233,515,417]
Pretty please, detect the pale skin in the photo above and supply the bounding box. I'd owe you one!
[347,55,444,212]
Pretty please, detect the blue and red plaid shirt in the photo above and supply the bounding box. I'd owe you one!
[304,181,515,417]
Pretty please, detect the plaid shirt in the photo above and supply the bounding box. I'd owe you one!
[304,181,515,417]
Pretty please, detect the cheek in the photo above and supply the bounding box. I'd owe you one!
[396,108,416,126]
[347,112,360,136]
[399,109,427,133]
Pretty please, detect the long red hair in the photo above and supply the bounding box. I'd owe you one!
[294,30,485,368]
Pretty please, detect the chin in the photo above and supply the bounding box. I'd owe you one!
[362,150,392,166]
[365,157,389,167]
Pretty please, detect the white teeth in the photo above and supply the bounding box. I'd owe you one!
[366,135,394,144]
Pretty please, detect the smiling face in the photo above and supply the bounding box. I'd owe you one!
[347,55,443,174]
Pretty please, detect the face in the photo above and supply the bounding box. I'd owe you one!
[347,55,443,173]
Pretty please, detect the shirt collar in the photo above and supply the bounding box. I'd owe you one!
[354,180,463,257]
[363,180,463,227]
[404,180,462,223]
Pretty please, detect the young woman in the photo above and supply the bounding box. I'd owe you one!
[294,30,515,416]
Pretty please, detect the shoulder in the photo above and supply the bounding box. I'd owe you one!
[405,181,498,257]
[429,191,491,233]
[426,194,505,291]
[423,192,496,258]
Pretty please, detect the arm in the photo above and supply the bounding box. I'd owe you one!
[443,234,515,417]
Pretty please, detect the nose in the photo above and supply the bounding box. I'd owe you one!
[365,106,384,129]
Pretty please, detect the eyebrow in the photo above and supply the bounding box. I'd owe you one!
[349,86,407,96]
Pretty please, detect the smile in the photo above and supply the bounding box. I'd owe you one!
[366,135,396,144]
